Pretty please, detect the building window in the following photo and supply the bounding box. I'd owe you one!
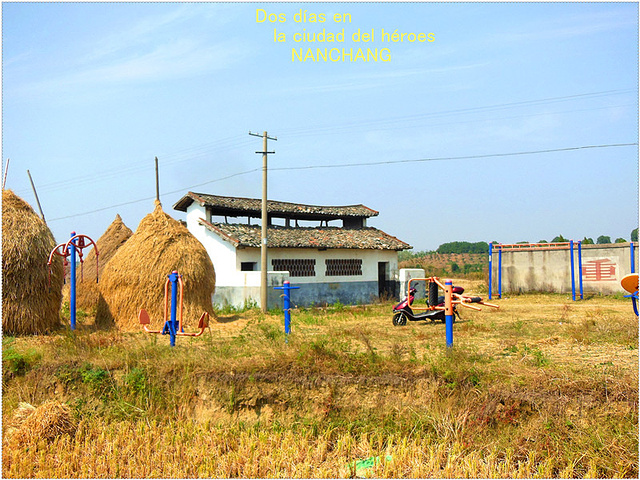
[241,262,257,272]
[272,258,316,277]
[326,259,363,276]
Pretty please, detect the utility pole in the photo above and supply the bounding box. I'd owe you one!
[249,130,277,313]
[27,169,46,223]
[155,157,160,202]
[2,158,10,190]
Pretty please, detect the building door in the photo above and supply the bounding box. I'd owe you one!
[378,262,394,299]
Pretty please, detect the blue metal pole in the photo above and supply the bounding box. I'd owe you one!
[578,241,583,299]
[283,281,291,336]
[169,271,179,347]
[570,240,576,301]
[498,247,502,299]
[631,242,636,274]
[274,281,299,340]
[488,243,493,300]
[445,279,453,348]
[69,232,76,330]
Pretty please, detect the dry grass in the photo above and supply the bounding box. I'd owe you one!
[4,401,76,445]
[76,214,132,312]
[2,189,64,334]
[2,290,637,478]
[96,201,215,330]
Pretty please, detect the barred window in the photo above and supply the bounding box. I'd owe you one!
[272,258,316,277]
[325,259,363,276]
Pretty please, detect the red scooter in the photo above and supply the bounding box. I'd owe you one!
[392,285,484,326]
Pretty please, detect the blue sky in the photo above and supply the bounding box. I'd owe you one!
[2,2,638,251]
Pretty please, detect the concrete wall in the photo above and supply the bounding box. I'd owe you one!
[213,271,289,310]
[233,247,398,307]
[492,242,638,295]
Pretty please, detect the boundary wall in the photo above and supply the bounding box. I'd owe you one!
[490,242,638,296]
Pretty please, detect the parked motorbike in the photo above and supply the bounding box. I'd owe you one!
[392,285,483,326]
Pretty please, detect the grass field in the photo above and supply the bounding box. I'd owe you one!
[2,281,638,478]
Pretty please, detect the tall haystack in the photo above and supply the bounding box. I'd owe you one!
[2,189,63,334]
[96,201,215,331]
[76,214,132,311]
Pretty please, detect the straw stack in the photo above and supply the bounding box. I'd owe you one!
[5,401,77,444]
[2,190,64,334]
[76,214,132,312]
[96,201,215,330]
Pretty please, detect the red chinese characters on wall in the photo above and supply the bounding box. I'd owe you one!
[582,258,618,281]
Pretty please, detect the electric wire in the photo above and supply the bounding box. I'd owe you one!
[47,142,637,222]
[14,88,634,197]
[48,167,261,221]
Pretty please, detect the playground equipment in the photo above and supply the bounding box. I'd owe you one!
[48,232,98,330]
[393,277,499,347]
[274,281,300,339]
[620,273,638,317]
[489,241,584,301]
[138,270,210,346]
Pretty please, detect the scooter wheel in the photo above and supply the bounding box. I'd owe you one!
[392,312,408,326]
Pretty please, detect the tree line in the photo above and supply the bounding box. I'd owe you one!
[400,228,638,259]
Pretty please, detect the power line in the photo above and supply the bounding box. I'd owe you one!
[271,143,639,171]
[14,88,634,196]
[47,142,637,223]
[280,89,635,138]
[48,167,260,221]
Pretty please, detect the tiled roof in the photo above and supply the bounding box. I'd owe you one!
[174,192,379,219]
[198,219,412,251]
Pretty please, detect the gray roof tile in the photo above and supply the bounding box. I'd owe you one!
[198,219,411,251]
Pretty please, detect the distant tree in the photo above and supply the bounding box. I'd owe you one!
[463,263,483,274]
[516,241,529,244]
[398,250,434,261]
[538,239,548,243]
[450,262,460,273]
[632,228,638,242]
[615,238,627,243]
[398,250,413,262]
[581,237,594,245]
[551,235,568,242]
[437,241,489,254]
[596,235,611,244]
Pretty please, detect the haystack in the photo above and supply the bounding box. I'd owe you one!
[5,401,76,444]
[76,214,132,312]
[2,189,64,335]
[96,201,215,331]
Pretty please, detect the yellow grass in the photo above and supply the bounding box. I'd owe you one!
[2,290,637,478]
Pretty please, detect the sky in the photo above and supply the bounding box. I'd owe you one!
[2,1,638,252]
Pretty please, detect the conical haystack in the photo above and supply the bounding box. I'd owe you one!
[2,189,63,334]
[76,214,132,311]
[96,201,215,331]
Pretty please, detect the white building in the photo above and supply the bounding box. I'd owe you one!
[173,192,411,308]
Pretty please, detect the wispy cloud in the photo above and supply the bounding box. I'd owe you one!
[9,39,245,99]
[494,9,636,43]
[283,61,486,95]
[5,4,248,99]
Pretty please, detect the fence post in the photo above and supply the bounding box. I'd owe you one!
[578,241,583,299]
[488,243,493,300]
[498,246,502,299]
